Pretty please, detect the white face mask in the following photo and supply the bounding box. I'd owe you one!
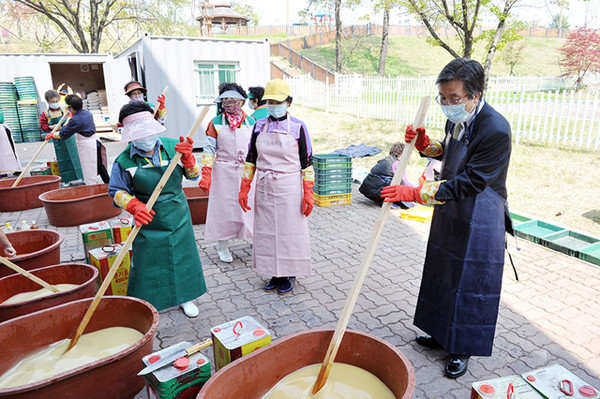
[49,102,60,110]
[267,103,287,118]
[132,135,158,152]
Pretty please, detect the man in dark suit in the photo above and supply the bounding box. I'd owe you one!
[381,58,512,378]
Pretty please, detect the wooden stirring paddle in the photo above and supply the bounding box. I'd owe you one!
[0,256,60,293]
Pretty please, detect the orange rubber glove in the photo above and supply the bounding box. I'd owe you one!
[405,125,430,152]
[175,136,196,168]
[126,198,156,227]
[302,180,314,217]
[157,94,166,110]
[381,183,423,204]
[44,131,57,141]
[239,178,252,212]
[198,166,212,192]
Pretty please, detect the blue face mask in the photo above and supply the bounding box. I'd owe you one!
[267,103,287,119]
[441,102,475,124]
[132,135,158,152]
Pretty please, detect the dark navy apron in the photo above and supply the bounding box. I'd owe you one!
[413,120,506,357]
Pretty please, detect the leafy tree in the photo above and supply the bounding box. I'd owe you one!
[302,0,343,73]
[558,27,600,90]
[497,38,525,75]
[232,2,260,26]
[550,12,569,29]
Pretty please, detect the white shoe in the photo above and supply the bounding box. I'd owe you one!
[180,301,199,318]
[217,240,233,263]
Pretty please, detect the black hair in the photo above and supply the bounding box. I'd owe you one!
[119,101,153,123]
[65,94,83,111]
[44,90,59,103]
[389,142,405,158]
[436,58,485,98]
[248,86,266,106]
[285,96,293,105]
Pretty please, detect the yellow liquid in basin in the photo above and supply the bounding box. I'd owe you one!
[261,363,396,399]
[1,284,80,305]
[0,326,143,389]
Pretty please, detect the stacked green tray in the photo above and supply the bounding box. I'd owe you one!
[0,82,22,142]
[17,102,41,142]
[14,76,38,100]
[313,154,353,205]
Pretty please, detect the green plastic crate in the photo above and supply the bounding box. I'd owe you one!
[579,242,600,266]
[509,211,532,226]
[514,220,565,244]
[313,154,352,170]
[314,168,352,180]
[314,181,352,196]
[315,175,352,185]
[541,230,599,257]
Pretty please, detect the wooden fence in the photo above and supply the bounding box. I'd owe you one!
[287,75,600,150]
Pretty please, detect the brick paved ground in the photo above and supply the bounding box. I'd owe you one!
[4,141,600,398]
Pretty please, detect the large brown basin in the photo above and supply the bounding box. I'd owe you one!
[39,184,122,227]
[0,230,64,278]
[183,186,209,224]
[0,176,61,211]
[0,296,159,399]
[197,328,415,398]
[0,263,99,322]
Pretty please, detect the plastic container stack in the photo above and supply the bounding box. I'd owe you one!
[312,153,353,207]
[14,76,42,143]
[0,82,22,143]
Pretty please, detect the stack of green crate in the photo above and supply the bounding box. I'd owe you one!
[14,76,42,143]
[312,154,353,207]
[0,82,22,143]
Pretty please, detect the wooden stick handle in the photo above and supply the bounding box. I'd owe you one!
[153,86,169,118]
[311,96,431,394]
[0,256,60,292]
[65,106,210,352]
[185,338,213,356]
[12,113,69,188]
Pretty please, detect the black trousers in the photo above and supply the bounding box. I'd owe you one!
[96,140,110,184]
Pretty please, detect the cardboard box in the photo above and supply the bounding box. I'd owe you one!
[88,244,131,296]
[142,341,211,399]
[79,221,113,263]
[30,166,52,176]
[47,160,60,176]
[211,316,271,371]
[111,218,133,244]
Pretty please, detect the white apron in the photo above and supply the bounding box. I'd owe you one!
[204,116,255,241]
[0,124,21,172]
[253,119,311,277]
[75,133,98,185]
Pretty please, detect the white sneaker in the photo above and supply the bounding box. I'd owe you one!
[180,301,199,318]
[217,240,233,263]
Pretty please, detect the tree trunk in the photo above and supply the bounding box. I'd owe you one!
[378,7,390,76]
[335,0,342,73]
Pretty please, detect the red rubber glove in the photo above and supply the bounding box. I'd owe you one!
[157,94,166,110]
[302,180,314,217]
[405,125,430,152]
[239,178,252,212]
[44,131,56,141]
[126,198,156,227]
[198,166,212,192]
[175,136,196,168]
[380,183,424,204]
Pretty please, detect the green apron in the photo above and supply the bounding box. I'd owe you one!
[46,110,83,183]
[115,138,207,311]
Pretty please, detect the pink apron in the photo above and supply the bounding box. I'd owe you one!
[253,119,311,277]
[204,115,254,240]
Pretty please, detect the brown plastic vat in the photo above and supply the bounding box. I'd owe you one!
[0,176,61,211]
[38,184,122,227]
[183,186,209,224]
[0,230,64,278]
[0,296,159,399]
[0,263,99,322]
[197,328,415,399]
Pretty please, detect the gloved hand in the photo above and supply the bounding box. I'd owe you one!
[157,94,166,110]
[239,178,252,212]
[175,136,196,168]
[405,125,430,152]
[198,166,212,192]
[381,183,423,204]
[44,131,57,141]
[4,245,16,257]
[302,180,314,217]
[126,198,156,227]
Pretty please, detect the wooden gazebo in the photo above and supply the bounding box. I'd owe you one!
[197,0,250,36]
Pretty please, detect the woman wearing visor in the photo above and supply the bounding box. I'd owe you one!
[238,79,314,295]
[108,101,206,318]
[200,83,255,263]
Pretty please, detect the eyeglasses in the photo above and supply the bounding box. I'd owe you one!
[435,94,470,106]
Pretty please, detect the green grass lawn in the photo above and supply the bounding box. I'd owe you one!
[299,35,566,77]
[290,105,600,237]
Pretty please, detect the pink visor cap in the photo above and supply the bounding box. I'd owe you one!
[121,111,166,142]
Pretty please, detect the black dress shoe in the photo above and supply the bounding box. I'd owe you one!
[445,355,469,378]
[264,277,280,292]
[277,277,296,295]
[415,335,442,349]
